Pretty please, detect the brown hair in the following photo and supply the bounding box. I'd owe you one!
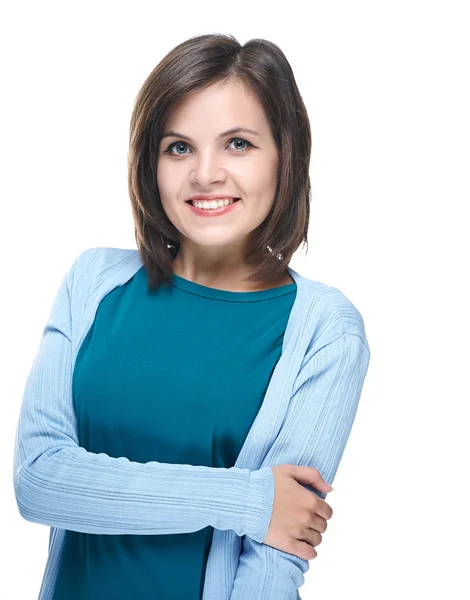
[127,33,312,291]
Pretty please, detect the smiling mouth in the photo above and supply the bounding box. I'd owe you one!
[186,198,241,206]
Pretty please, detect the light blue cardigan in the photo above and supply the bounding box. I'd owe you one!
[13,247,371,599]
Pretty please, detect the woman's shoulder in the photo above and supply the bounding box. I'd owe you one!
[68,246,140,285]
[72,246,140,273]
[293,269,369,351]
[66,247,142,312]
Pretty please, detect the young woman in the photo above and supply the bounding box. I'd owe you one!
[14,33,371,600]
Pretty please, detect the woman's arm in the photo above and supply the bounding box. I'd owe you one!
[13,252,274,540]
[230,331,371,599]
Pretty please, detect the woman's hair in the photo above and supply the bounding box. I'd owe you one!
[127,33,312,290]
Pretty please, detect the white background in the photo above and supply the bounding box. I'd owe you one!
[2,1,469,598]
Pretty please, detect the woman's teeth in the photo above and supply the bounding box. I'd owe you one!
[192,198,238,209]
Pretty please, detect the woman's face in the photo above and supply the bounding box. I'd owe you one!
[157,80,279,258]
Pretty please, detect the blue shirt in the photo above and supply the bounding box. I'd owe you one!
[13,247,371,600]
[52,265,297,600]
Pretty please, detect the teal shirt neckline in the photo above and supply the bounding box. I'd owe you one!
[169,271,297,302]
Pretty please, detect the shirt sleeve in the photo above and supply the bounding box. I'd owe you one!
[229,330,371,599]
[12,251,274,540]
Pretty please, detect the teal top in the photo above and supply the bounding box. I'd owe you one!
[14,247,370,600]
[52,266,297,600]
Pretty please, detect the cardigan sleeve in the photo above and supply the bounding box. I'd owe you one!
[12,252,274,540]
[229,330,371,599]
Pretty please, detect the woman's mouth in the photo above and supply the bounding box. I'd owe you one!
[185,198,241,217]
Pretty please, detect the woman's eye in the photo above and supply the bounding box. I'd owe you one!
[227,137,253,151]
[164,137,254,155]
[165,142,189,155]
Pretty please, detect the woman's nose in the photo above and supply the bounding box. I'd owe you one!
[190,152,227,186]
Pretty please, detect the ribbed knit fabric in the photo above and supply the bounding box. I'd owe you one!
[13,247,371,600]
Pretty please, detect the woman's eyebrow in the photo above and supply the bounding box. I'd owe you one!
[160,127,260,142]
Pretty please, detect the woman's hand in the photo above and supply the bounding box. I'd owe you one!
[263,464,334,560]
